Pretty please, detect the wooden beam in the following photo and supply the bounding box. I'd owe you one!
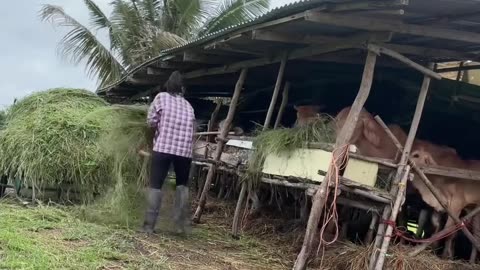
[251,29,473,61]
[193,68,248,223]
[183,51,241,64]
[305,11,480,45]
[184,32,391,79]
[264,53,288,130]
[380,43,474,61]
[437,64,480,73]
[367,44,442,79]
[146,67,167,76]
[294,51,377,270]
[251,30,337,44]
[419,165,480,182]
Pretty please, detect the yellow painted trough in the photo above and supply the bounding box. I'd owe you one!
[262,148,379,187]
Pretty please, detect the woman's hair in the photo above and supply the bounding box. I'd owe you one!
[164,71,185,95]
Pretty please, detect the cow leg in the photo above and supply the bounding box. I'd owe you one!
[470,213,480,263]
[416,209,429,238]
[442,205,463,259]
[430,211,442,250]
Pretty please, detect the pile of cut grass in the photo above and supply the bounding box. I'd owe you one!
[243,116,335,189]
[0,88,152,205]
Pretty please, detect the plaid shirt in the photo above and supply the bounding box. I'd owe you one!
[147,92,195,158]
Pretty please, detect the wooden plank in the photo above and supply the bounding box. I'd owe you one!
[419,165,480,182]
[305,11,480,45]
[367,44,442,79]
[294,51,377,270]
[263,53,288,130]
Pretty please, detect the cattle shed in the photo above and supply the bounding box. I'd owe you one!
[100,0,480,269]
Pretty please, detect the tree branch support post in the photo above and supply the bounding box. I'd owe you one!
[207,100,223,142]
[264,52,288,130]
[193,68,248,223]
[371,63,434,270]
[233,54,288,234]
[274,82,290,129]
[231,182,247,238]
[293,51,378,270]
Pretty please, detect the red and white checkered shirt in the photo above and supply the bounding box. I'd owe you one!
[147,92,195,158]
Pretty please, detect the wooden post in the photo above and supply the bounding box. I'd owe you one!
[274,82,290,129]
[374,166,411,270]
[207,100,222,142]
[264,53,288,130]
[231,182,247,238]
[192,69,248,223]
[293,51,377,270]
[240,54,288,229]
[372,63,434,270]
[365,213,379,244]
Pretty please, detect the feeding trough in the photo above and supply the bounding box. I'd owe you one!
[262,146,378,187]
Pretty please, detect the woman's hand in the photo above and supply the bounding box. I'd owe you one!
[138,149,151,157]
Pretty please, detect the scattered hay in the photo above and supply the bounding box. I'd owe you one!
[243,116,335,190]
[318,242,479,270]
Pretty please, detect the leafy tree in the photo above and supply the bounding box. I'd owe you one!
[41,0,270,88]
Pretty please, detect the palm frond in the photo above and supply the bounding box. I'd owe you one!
[110,0,145,66]
[127,27,186,63]
[199,0,270,37]
[138,0,162,27]
[168,0,207,38]
[83,0,123,51]
[40,4,126,88]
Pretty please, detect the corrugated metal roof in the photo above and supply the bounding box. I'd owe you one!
[97,0,343,93]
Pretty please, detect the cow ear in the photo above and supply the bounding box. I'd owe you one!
[363,118,382,147]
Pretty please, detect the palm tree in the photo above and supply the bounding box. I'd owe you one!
[40,0,270,88]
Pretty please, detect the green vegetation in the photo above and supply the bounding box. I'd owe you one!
[40,0,270,87]
[0,88,151,203]
[243,116,336,190]
[0,200,288,270]
[0,109,5,129]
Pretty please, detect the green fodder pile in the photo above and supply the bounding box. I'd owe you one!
[243,116,336,189]
[0,88,152,207]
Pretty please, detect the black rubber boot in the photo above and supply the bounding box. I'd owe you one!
[173,185,191,234]
[140,188,163,234]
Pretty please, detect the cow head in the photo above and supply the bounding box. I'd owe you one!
[294,104,325,127]
[411,148,438,167]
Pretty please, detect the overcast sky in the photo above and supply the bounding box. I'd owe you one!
[0,0,294,109]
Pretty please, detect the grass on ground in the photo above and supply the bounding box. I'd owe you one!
[0,195,289,270]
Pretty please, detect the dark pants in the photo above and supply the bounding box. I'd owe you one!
[150,152,192,189]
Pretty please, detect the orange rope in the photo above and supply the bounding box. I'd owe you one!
[317,144,350,253]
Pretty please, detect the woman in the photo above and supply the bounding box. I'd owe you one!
[142,71,195,234]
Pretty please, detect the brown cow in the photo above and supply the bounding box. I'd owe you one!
[410,147,480,258]
[335,106,406,160]
[294,105,323,127]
